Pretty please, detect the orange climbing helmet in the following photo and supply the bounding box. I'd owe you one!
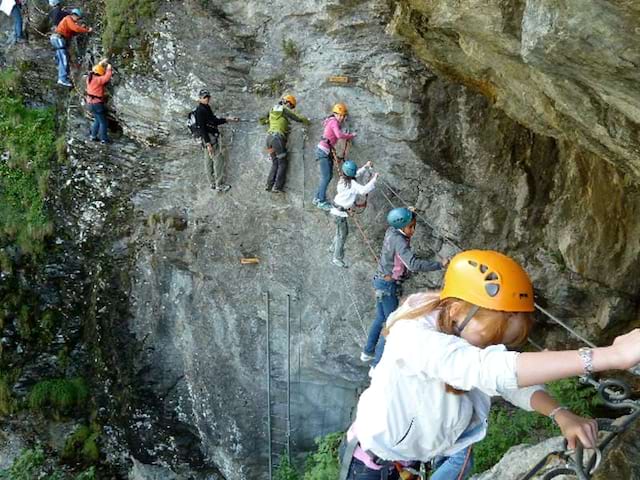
[282,94,297,108]
[440,250,534,312]
[332,103,348,116]
[92,63,106,76]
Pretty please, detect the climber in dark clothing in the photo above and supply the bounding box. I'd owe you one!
[195,89,239,192]
[48,0,70,28]
[361,207,448,367]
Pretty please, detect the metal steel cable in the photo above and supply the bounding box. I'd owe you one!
[352,214,379,265]
[337,267,367,342]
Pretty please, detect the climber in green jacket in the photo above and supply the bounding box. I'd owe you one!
[260,94,310,193]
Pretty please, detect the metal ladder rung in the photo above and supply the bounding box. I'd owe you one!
[266,292,292,479]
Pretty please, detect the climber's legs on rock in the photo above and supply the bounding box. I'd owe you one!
[88,103,109,143]
[211,142,229,191]
[363,279,399,365]
[332,216,348,267]
[55,48,72,85]
[266,133,287,192]
[314,148,333,208]
[10,5,24,44]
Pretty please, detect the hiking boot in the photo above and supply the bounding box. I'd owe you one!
[216,184,231,193]
[332,258,347,268]
[265,186,272,192]
[312,198,319,206]
[100,139,111,145]
[316,201,332,211]
[271,188,283,194]
[360,352,375,363]
[90,136,99,142]
[57,79,73,88]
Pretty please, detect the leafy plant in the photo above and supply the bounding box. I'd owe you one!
[282,38,299,59]
[0,448,96,479]
[0,376,16,416]
[62,424,101,464]
[27,378,89,417]
[547,377,600,418]
[275,453,299,480]
[0,448,45,480]
[303,431,342,480]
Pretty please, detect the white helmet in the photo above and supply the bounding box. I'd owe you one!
[49,0,61,6]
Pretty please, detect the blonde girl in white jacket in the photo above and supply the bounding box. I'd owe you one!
[344,250,640,480]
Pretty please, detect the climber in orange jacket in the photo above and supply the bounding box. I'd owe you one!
[86,59,113,144]
[51,8,92,87]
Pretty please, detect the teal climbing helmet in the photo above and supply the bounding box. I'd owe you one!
[387,207,414,229]
[49,0,61,6]
[342,160,357,178]
[71,7,83,17]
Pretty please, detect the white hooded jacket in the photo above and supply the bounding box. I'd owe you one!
[354,295,545,462]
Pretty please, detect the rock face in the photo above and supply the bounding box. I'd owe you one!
[390,0,640,176]
[3,0,640,478]
[94,0,640,477]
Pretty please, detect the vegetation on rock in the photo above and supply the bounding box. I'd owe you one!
[0,448,95,480]
[27,378,90,418]
[102,0,159,53]
[0,69,55,256]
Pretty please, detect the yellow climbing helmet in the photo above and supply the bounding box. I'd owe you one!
[282,94,297,108]
[92,63,106,76]
[332,103,348,116]
[440,250,535,312]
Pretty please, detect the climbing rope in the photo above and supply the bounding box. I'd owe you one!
[336,267,368,343]
[351,214,379,265]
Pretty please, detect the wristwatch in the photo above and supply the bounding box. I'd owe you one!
[578,347,594,375]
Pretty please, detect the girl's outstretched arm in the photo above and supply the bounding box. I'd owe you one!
[516,329,640,387]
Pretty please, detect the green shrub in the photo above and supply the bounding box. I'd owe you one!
[303,431,342,480]
[275,454,299,480]
[0,377,16,416]
[102,0,159,53]
[0,447,96,479]
[282,38,299,59]
[0,448,45,480]
[0,70,56,255]
[75,467,96,480]
[547,377,600,418]
[27,378,89,417]
[62,424,100,464]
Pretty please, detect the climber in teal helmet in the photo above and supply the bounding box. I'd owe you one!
[360,207,448,364]
[329,160,378,268]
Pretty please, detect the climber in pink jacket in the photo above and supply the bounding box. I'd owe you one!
[312,103,356,210]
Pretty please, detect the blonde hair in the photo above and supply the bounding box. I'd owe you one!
[384,290,534,394]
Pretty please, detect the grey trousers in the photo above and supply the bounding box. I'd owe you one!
[332,216,349,261]
[203,141,225,187]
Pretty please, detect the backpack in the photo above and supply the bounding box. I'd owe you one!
[187,109,201,138]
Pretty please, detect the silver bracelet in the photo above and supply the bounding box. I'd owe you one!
[578,347,594,375]
[548,405,569,424]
